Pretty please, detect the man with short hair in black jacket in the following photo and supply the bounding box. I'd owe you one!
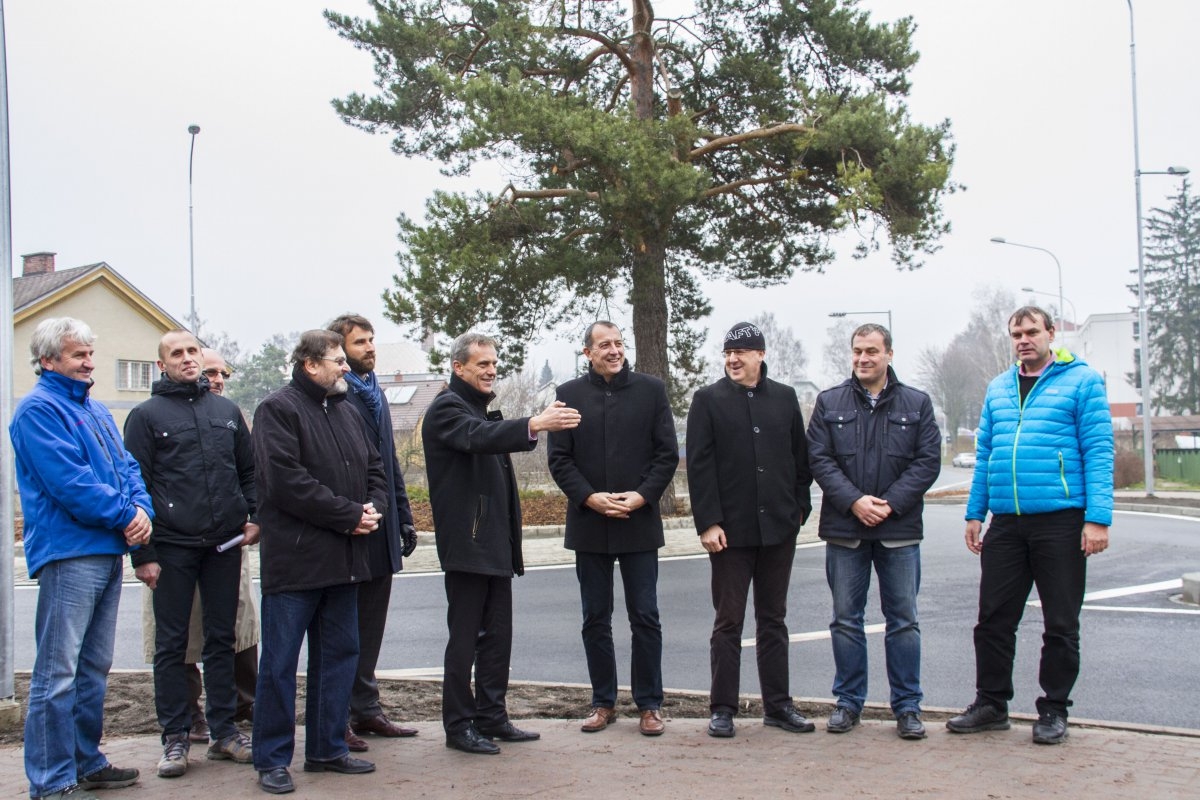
[548,321,678,737]
[125,331,258,777]
[806,324,941,740]
[686,321,814,740]
[422,331,580,755]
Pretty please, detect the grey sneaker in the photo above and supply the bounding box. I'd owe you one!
[157,733,190,778]
[826,706,861,733]
[78,763,140,789]
[207,731,253,763]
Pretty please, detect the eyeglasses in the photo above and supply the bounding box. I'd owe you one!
[202,368,232,379]
[320,356,348,366]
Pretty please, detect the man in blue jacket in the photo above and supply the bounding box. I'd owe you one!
[948,306,1113,745]
[807,324,940,740]
[11,317,152,800]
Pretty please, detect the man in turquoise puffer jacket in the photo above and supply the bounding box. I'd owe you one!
[947,306,1113,746]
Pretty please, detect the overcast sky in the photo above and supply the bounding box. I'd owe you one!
[6,1,1199,386]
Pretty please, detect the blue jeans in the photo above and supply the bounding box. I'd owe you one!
[252,584,359,770]
[576,550,663,710]
[25,555,123,798]
[826,541,922,716]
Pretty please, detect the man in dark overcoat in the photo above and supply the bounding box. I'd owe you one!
[548,321,678,737]
[686,321,814,739]
[327,314,419,751]
[422,332,580,755]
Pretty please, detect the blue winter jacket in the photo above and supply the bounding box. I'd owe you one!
[966,349,1113,526]
[10,370,152,578]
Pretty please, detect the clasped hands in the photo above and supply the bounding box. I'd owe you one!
[586,491,646,519]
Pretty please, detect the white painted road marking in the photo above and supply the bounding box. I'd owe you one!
[743,622,885,648]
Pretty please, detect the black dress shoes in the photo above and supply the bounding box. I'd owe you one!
[258,767,294,794]
[446,725,501,754]
[302,754,376,774]
[763,706,816,733]
[707,711,735,738]
[946,702,1010,734]
[477,721,541,742]
[353,713,419,738]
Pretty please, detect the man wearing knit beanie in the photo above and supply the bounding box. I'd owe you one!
[686,321,814,739]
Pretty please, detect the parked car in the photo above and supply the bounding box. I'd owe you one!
[952,452,977,468]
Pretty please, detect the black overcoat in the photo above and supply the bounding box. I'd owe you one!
[548,363,678,554]
[421,375,537,577]
[686,367,812,547]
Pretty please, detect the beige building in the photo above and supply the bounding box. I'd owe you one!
[13,251,185,428]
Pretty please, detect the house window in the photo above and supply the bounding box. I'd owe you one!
[117,360,155,391]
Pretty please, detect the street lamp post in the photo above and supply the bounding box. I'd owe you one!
[1020,287,1077,326]
[828,309,893,334]
[990,237,1064,329]
[187,124,200,331]
[1125,0,1190,496]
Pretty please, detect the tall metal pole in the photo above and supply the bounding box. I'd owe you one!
[0,0,20,724]
[1126,1,1155,497]
[187,124,200,331]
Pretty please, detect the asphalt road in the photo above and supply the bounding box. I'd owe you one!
[13,504,1200,728]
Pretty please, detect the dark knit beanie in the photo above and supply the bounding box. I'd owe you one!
[723,321,765,351]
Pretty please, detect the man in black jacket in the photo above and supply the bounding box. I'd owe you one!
[548,321,678,737]
[422,332,580,755]
[807,324,941,740]
[251,330,388,794]
[125,331,257,777]
[686,321,814,739]
[327,314,420,751]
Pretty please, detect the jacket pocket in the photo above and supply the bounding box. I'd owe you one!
[886,410,920,458]
[1058,451,1070,498]
[824,409,858,456]
[471,495,490,541]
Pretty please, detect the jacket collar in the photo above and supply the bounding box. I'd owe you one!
[586,360,631,388]
[449,373,495,410]
[850,364,901,401]
[290,363,346,406]
[152,374,209,399]
[721,362,770,392]
[39,369,92,403]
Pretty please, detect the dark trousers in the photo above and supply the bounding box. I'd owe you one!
[576,550,663,711]
[252,583,359,770]
[152,540,241,741]
[187,645,258,721]
[442,571,512,734]
[350,573,393,722]
[974,509,1087,717]
[708,538,797,715]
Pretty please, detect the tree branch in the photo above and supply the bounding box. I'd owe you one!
[702,173,795,199]
[689,123,810,160]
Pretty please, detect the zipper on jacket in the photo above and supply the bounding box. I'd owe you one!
[471,497,484,541]
[1012,372,1024,516]
[1058,451,1069,498]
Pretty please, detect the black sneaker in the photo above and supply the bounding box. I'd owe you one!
[826,706,861,734]
[1031,712,1068,744]
[946,702,1010,734]
[896,711,926,740]
[79,763,140,789]
[763,706,815,733]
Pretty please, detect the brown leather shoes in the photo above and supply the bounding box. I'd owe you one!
[352,714,419,738]
[580,706,618,733]
[345,724,369,752]
[639,709,665,736]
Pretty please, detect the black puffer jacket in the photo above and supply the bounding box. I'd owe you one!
[548,363,678,554]
[686,366,813,548]
[123,376,255,566]
[421,375,537,577]
[806,367,941,542]
[252,367,389,594]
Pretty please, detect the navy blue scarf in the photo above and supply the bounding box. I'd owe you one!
[345,370,385,434]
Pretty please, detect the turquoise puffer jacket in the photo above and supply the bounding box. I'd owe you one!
[966,349,1113,526]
